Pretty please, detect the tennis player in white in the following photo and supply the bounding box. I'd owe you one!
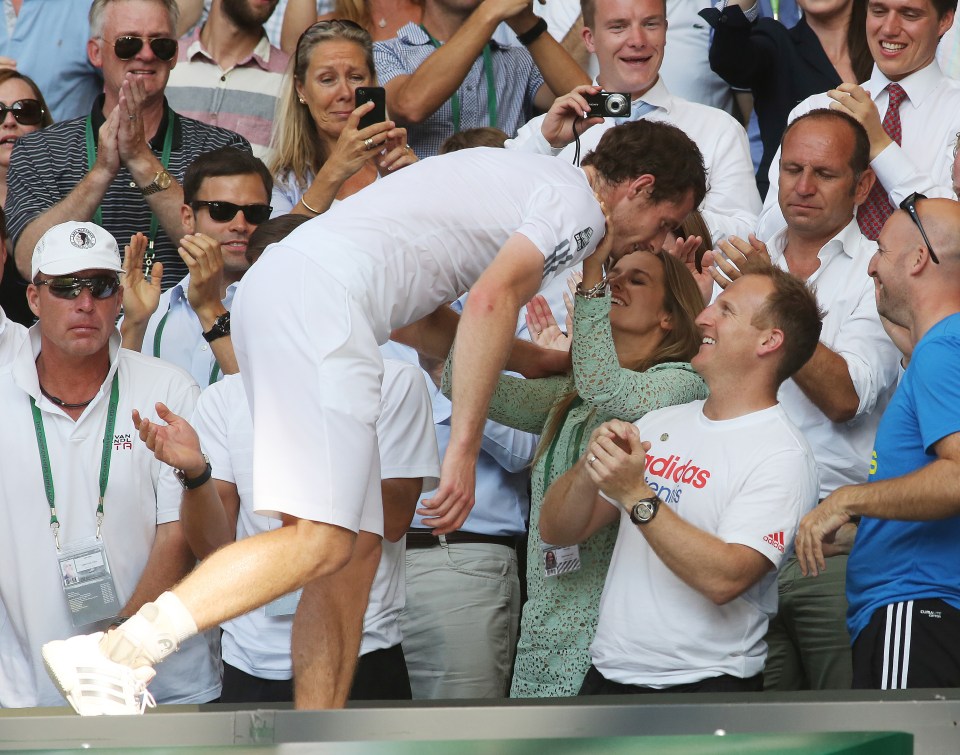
[43,114,706,714]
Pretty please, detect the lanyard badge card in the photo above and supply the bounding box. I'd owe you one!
[57,537,122,627]
[32,375,123,626]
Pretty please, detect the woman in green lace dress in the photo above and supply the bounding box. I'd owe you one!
[446,248,708,697]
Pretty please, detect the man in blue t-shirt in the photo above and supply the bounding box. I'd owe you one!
[796,196,960,689]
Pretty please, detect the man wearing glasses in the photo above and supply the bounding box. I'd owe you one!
[5,0,250,293]
[118,147,272,387]
[797,195,960,689]
[0,220,221,708]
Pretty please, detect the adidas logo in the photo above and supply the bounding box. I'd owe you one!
[763,531,786,552]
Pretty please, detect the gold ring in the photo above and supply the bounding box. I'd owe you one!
[364,138,375,150]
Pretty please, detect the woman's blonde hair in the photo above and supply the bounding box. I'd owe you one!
[533,251,705,468]
[268,20,376,187]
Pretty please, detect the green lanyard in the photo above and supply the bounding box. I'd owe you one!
[30,375,120,550]
[770,0,780,20]
[84,106,176,264]
[541,397,589,484]
[153,307,221,385]
[420,25,498,132]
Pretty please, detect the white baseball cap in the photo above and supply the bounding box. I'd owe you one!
[31,221,124,280]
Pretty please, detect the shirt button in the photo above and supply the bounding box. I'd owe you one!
[201,344,209,351]
[129,181,137,188]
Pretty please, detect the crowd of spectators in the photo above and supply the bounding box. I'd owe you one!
[1,0,960,711]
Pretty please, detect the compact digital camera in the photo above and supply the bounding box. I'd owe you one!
[584,91,632,118]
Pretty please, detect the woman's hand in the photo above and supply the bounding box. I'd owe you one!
[377,126,418,176]
[323,101,398,183]
[525,294,570,352]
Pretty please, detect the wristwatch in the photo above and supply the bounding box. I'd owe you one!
[202,312,231,343]
[140,169,172,196]
[630,495,662,525]
[176,454,211,490]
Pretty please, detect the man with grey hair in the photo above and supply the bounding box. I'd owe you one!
[5,0,250,292]
[0,220,220,708]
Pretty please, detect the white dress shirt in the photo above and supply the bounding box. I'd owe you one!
[506,76,761,243]
[757,61,960,239]
[766,219,901,498]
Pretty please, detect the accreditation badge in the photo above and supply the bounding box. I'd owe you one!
[541,542,581,578]
[57,537,122,627]
[265,588,302,618]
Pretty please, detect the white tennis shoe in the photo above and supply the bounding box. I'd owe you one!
[42,633,157,716]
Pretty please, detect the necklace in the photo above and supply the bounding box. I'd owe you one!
[39,383,98,409]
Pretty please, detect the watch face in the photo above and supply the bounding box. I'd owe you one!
[157,170,172,189]
[635,502,654,521]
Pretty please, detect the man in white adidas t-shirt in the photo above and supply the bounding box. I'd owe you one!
[541,265,821,693]
[44,120,707,713]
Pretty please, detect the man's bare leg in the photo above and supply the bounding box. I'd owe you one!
[101,519,356,674]
[292,530,382,707]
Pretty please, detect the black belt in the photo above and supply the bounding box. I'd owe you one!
[406,530,517,549]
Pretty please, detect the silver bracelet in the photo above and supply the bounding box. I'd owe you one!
[576,277,608,299]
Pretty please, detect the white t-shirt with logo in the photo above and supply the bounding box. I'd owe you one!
[591,400,818,687]
[192,360,439,679]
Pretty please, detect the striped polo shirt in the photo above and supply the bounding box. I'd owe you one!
[5,96,250,291]
[166,26,289,159]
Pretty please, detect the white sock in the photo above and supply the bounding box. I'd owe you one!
[100,592,199,667]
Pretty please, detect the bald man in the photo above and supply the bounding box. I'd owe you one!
[796,197,960,690]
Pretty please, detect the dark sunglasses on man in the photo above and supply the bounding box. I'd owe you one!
[34,275,121,300]
[111,36,178,62]
[191,201,273,225]
[0,98,45,126]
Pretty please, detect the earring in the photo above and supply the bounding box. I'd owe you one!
[298,97,305,105]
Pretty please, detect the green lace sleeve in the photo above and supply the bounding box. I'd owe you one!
[441,348,574,435]
[571,295,708,421]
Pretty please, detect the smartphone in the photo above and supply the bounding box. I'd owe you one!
[356,86,386,130]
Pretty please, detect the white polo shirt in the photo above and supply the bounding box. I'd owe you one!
[767,220,901,497]
[591,400,818,687]
[0,306,27,367]
[0,328,221,707]
[189,360,439,680]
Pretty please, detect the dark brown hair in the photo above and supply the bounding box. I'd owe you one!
[581,120,707,208]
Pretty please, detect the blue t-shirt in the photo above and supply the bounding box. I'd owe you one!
[846,313,960,641]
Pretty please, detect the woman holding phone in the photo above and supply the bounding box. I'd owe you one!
[268,20,417,218]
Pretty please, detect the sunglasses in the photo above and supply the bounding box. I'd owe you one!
[0,98,44,126]
[35,275,121,300]
[899,192,940,265]
[295,19,367,62]
[191,200,272,224]
[111,36,178,62]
